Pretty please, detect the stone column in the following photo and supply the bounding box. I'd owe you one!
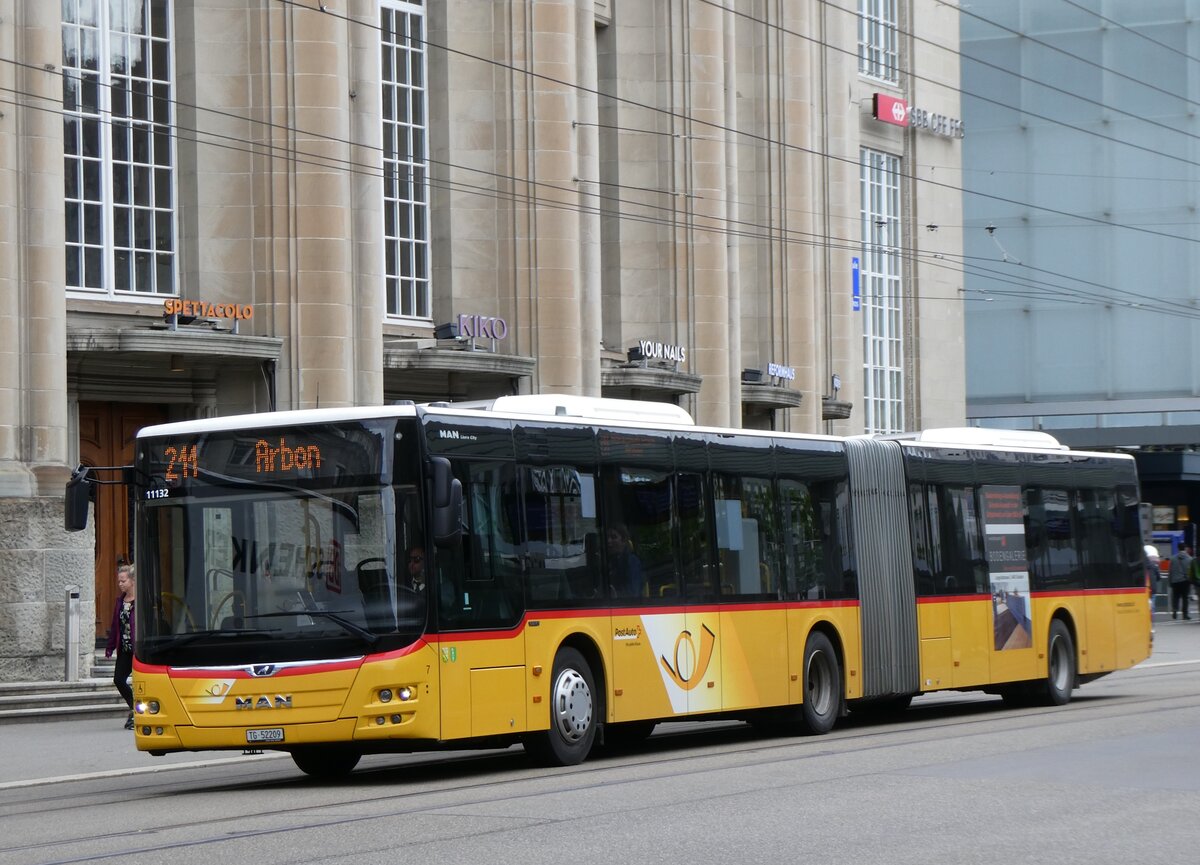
[348,0,384,405]
[291,6,357,408]
[528,0,583,394]
[781,0,821,431]
[0,2,93,681]
[822,3,863,435]
[0,1,70,492]
[683,0,730,427]
[254,2,369,410]
[576,2,601,395]
[723,11,742,424]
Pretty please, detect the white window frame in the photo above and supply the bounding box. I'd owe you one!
[380,0,431,320]
[860,148,904,435]
[858,0,899,84]
[62,0,177,299]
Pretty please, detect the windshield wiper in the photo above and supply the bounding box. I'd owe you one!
[245,611,379,648]
[151,628,275,652]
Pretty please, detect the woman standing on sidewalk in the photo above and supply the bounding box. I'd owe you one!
[104,563,136,730]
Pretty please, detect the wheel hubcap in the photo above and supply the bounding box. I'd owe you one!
[552,668,592,742]
[807,652,832,715]
[1049,636,1068,690]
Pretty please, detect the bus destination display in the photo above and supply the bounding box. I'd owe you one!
[142,422,390,491]
[154,437,323,481]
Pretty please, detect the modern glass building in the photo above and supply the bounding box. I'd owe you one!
[961,0,1200,536]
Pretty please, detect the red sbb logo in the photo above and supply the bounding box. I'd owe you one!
[873,93,909,127]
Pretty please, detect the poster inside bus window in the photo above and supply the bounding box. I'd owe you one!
[981,485,1033,652]
[140,422,392,490]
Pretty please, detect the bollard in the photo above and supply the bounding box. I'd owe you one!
[64,586,81,682]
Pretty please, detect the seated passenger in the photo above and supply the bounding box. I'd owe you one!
[607,524,644,599]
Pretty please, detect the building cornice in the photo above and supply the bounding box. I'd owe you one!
[383,344,536,377]
[822,397,854,421]
[600,365,703,395]
[741,383,804,410]
[66,326,283,361]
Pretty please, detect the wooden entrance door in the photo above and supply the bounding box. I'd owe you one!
[78,402,169,644]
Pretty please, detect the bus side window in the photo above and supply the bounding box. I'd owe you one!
[932,484,986,595]
[782,478,853,600]
[908,482,937,596]
[466,461,524,628]
[1076,488,1124,589]
[601,466,671,601]
[677,471,713,600]
[713,473,778,599]
[522,464,600,605]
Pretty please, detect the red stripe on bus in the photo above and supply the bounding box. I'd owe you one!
[133,598,869,669]
[364,640,429,663]
[918,587,1146,604]
[159,657,364,678]
[1032,587,1148,599]
[916,594,990,604]
[530,599,859,617]
[421,598,863,643]
[426,628,526,643]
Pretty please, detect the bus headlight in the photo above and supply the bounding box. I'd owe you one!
[398,687,412,701]
[379,688,392,703]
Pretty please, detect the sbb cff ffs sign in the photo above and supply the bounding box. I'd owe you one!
[872,93,965,139]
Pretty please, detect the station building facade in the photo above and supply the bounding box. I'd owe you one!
[0,0,964,679]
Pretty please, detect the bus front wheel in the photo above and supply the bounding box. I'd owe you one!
[525,647,597,766]
[799,631,841,735]
[291,746,361,779]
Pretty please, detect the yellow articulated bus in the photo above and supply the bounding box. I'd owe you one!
[65,395,1151,778]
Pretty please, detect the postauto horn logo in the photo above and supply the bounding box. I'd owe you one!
[659,624,716,691]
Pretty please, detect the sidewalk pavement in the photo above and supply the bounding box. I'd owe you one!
[0,714,288,789]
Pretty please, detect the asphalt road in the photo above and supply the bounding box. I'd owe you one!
[2,614,1199,865]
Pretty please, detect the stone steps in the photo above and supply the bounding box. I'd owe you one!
[0,655,127,725]
[0,680,129,724]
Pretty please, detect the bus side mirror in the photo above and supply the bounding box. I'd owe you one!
[64,467,92,532]
[429,457,462,547]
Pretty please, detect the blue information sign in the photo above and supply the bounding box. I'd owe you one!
[851,257,861,311]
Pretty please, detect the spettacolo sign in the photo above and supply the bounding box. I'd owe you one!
[163,299,254,320]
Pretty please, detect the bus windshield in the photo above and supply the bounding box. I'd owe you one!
[135,418,428,666]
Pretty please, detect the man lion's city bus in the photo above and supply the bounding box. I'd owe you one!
[65,395,1152,778]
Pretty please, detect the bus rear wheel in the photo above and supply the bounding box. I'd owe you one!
[799,631,841,735]
[1035,619,1075,706]
[525,647,597,766]
[291,746,361,779]
[1001,620,1077,707]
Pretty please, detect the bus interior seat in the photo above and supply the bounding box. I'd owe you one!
[585,532,599,570]
[357,561,393,630]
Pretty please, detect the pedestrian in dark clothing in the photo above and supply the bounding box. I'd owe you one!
[1168,545,1194,620]
[105,563,136,729]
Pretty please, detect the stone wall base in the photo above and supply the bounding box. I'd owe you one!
[0,497,96,683]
